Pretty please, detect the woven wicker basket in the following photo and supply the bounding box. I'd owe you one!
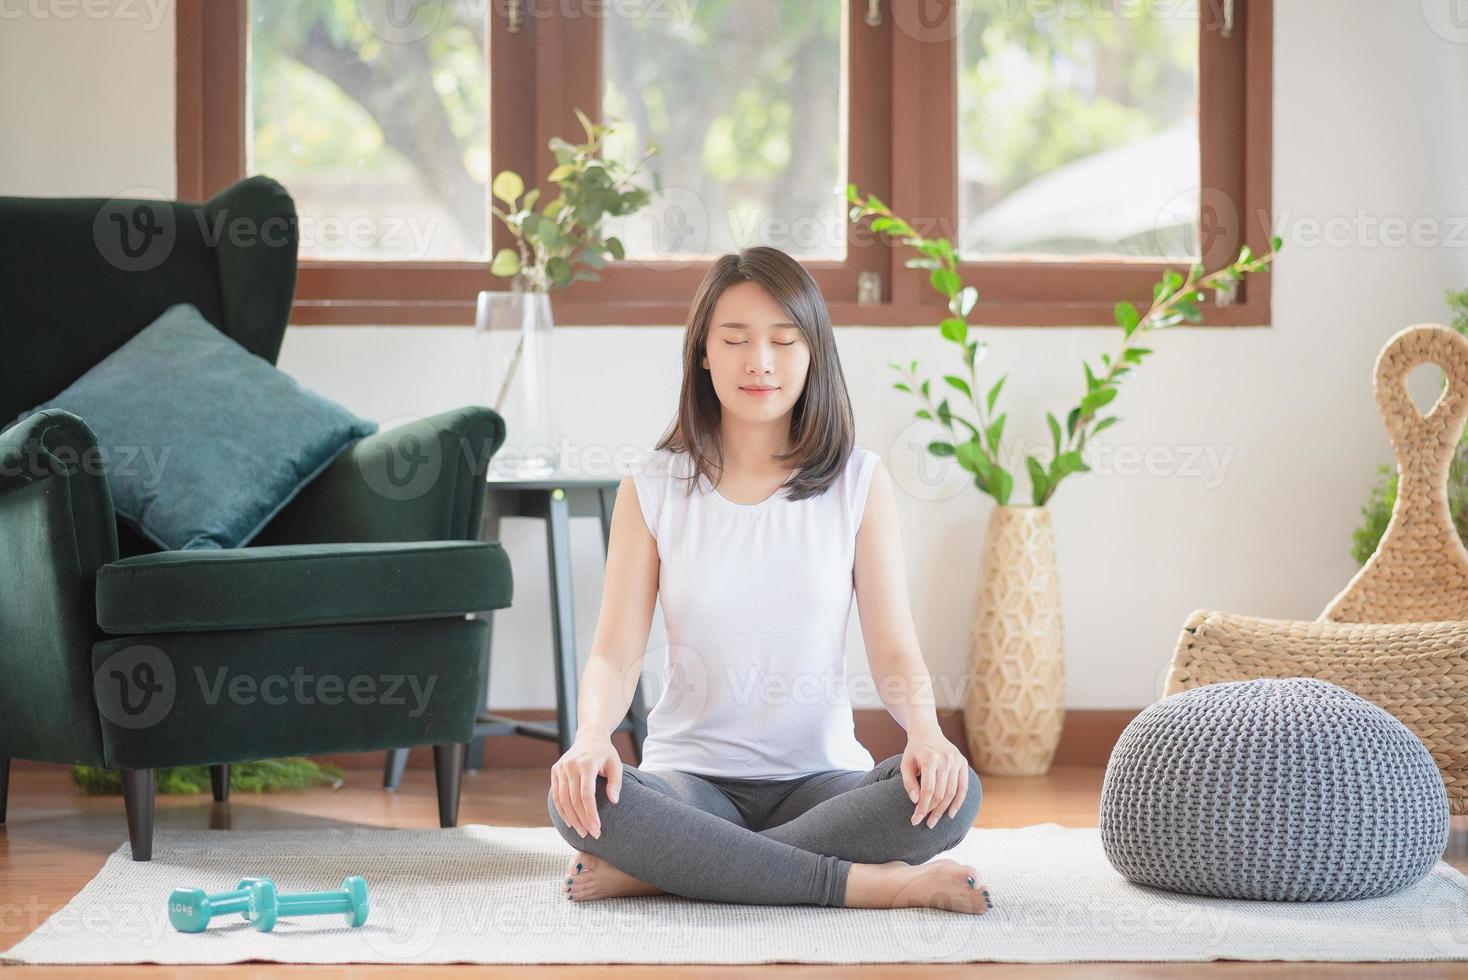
[1165,323,1468,815]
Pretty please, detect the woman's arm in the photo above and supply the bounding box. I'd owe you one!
[854,458,971,827]
[550,472,660,839]
[854,459,941,735]
[575,473,659,740]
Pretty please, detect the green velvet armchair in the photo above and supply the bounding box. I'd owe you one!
[0,176,513,860]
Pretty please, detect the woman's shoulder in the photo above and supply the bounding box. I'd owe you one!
[629,445,690,483]
[842,446,881,521]
[844,445,881,479]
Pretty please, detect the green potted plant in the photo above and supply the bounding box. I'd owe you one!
[1352,288,1468,563]
[476,110,658,477]
[848,183,1280,776]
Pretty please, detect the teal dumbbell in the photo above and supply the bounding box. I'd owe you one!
[245,876,370,933]
[168,878,273,933]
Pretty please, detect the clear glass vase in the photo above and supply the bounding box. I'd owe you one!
[474,274,560,478]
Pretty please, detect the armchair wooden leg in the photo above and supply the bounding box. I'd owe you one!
[210,764,230,802]
[433,742,466,828]
[120,769,155,861]
[383,748,409,791]
[1,757,9,824]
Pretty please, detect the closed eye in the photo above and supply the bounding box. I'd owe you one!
[725,341,797,346]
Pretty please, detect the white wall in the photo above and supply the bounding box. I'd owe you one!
[4,1,1466,711]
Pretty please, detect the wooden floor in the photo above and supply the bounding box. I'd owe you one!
[1,765,1465,978]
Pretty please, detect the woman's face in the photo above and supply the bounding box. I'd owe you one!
[701,280,811,425]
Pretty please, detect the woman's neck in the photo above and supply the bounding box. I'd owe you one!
[717,418,795,477]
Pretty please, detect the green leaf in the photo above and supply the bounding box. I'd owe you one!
[547,163,578,183]
[1083,361,1099,391]
[1046,412,1063,453]
[955,439,986,474]
[605,236,625,261]
[1114,300,1141,339]
[986,373,1007,414]
[930,267,961,296]
[1066,407,1080,437]
[1026,456,1049,504]
[1163,268,1184,292]
[871,216,897,233]
[939,318,968,344]
[955,286,979,318]
[928,440,956,457]
[968,340,986,367]
[921,378,930,400]
[989,465,1014,505]
[893,382,912,393]
[846,183,860,203]
[936,398,952,427]
[1054,451,1089,476]
[1092,416,1121,435]
[1122,347,1151,365]
[546,255,573,287]
[985,412,1007,453]
[943,374,972,399]
[1270,234,1283,252]
[490,247,520,277]
[1080,386,1119,415]
[1237,244,1254,265]
[491,170,524,205]
[915,408,933,421]
[573,106,596,138]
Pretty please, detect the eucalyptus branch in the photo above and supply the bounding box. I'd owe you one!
[849,185,1020,501]
[847,180,1281,509]
[1038,238,1281,505]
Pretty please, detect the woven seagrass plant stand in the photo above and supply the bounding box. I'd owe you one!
[1165,323,1468,814]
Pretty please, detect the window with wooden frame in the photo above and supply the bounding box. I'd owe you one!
[177,0,1271,328]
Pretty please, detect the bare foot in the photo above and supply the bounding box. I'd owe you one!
[562,851,665,902]
[843,858,992,914]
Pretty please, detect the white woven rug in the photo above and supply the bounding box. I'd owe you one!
[4,823,1465,965]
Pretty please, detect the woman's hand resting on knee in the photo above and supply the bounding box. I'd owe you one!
[902,726,972,828]
[550,736,624,839]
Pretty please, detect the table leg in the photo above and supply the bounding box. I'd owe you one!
[465,498,503,771]
[547,490,578,753]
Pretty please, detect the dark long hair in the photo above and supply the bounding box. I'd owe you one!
[654,245,856,502]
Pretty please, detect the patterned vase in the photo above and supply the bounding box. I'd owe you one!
[964,504,1065,776]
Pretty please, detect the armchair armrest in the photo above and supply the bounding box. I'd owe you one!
[1,409,117,569]
[253,406,506,545]
[0,409,116,765]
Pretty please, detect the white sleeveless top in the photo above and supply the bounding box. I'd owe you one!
[629,444,880,779]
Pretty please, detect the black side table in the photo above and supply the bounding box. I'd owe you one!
[382,470,650,790]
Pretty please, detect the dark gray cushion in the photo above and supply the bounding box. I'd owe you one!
[1100,677,1450,901]
[21,303,376,550]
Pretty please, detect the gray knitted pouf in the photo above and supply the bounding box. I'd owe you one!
[1100,677,1449,901]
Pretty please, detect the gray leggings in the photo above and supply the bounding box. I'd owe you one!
[547,753,982,907]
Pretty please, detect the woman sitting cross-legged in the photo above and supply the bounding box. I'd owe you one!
[547,245,989,915]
